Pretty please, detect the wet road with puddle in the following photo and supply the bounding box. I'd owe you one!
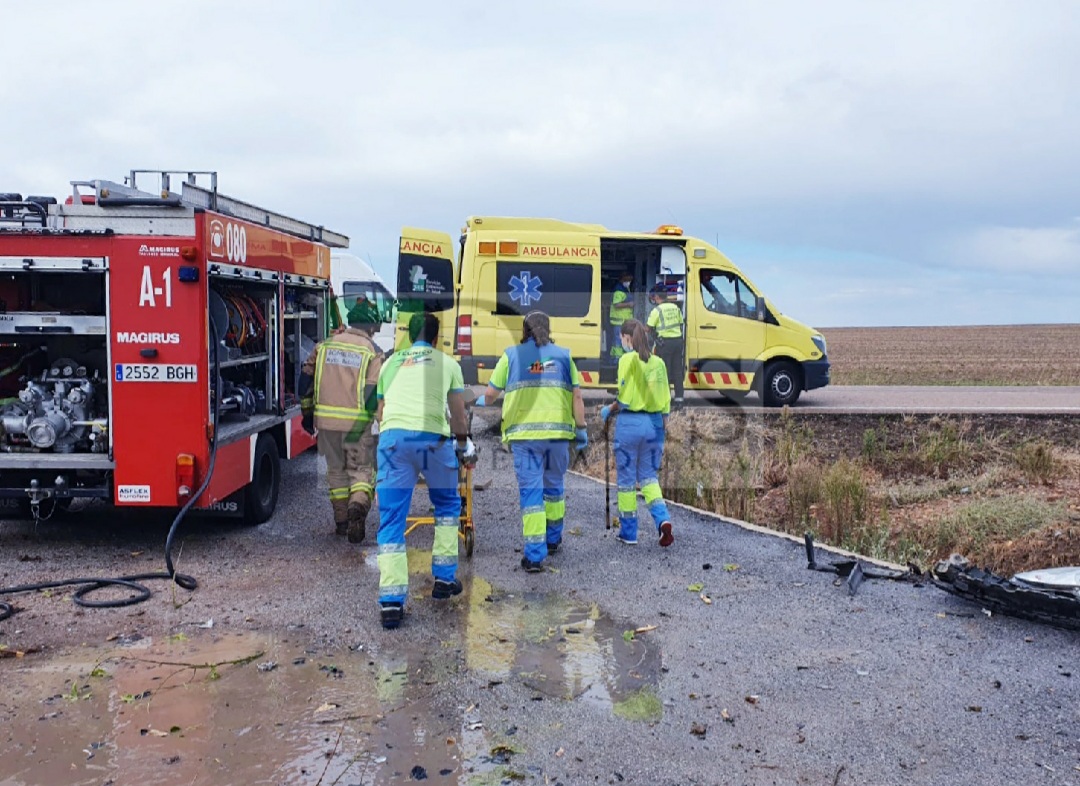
[2,568,660,786]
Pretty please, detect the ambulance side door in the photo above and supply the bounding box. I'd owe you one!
[687,266,766,388]
[396,228,456,353]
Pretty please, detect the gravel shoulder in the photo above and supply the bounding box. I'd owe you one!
[1,411,1077,785]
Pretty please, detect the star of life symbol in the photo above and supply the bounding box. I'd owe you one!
[409,264,428,292]
[509,271,543,307]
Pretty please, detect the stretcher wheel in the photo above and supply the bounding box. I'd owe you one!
[461,522,474,558]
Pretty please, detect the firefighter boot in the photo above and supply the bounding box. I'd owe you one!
[346,497,371,544]
[332,499,349,537]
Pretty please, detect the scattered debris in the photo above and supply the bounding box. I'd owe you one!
[721,709,734,724]
[690,722,707,738]
[687,583,704,593]
[315,703,339,714]
[410,764,428,780]
[257,661,278,673]
[724,564,739,572]
[699,593,712,605]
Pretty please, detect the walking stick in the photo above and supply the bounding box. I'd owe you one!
[604,416,613,529]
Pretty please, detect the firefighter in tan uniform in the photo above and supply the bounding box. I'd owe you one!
[299,298,384,543]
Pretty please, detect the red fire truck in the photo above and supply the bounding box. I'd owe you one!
[0,169,347,523]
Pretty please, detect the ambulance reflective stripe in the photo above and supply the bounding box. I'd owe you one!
[689,371,752,386]
[313,340,375,423]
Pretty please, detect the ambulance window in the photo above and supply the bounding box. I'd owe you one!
[397,254,453,312]
[495,262,592,318]
[700,269,738,316]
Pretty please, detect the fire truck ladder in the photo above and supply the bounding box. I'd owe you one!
[71,169,349,248]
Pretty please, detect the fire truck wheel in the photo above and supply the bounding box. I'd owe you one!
[245,434,281,525]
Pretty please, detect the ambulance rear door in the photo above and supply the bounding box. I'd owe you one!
[396,229,456,353]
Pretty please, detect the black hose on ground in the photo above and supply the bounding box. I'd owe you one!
[0,320,223,623]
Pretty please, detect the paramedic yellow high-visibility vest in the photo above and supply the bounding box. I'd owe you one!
[489,340,580,442]
[609,283,633,325]
[647,301,683,339]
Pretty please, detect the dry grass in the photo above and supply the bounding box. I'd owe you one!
[822,324,1080,385]
[581,411,1080,575]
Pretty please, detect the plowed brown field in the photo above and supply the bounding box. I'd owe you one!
[821,323,1080,385]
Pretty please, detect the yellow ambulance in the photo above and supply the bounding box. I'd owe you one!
[394,217,829,406]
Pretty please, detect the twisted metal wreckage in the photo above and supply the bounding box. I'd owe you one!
[803,533,1080,632]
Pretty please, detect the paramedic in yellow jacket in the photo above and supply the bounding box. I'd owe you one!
[300,298,383,543]
[476,311,587,572]
[599,318,675,548]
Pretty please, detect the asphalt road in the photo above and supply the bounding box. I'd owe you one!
[1,410,1078,785]
[579,385,1080,414]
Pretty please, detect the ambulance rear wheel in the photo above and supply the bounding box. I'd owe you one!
[245,434,280,525]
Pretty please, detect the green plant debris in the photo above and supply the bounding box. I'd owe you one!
[622,630,635,643]
[687,583,704,592]
[613,688,663,723]
[723,564,740,572]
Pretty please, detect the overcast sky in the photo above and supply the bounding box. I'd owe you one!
[3,1,1079,327]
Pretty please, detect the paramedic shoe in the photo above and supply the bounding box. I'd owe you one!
[346,501,370,544]
[615,534,638,545]
[380,602,404,630]
[547,540,561,554]
[658,521,674,548]
[432,578,463,600]
[520,556,545,573]
[335,520,348,537]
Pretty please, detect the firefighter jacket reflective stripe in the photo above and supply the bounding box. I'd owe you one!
[647,301,683,338]
[489,340,579,442]
[302,328,381,432]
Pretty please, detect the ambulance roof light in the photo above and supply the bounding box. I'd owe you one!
[654,225,683,236]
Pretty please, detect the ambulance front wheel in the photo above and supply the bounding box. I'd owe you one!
[760,361,802,408]
[245,433,281,525]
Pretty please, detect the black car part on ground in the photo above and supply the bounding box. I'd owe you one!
[931,555,1080,632]
[804,532,922,596]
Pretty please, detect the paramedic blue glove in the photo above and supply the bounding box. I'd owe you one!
[600,405,612,423]
[574,428,588,452]
[474,395,487,407]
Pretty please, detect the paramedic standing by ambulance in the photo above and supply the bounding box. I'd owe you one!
[647,283,685,405]
[600,318,675,548]
[300,298,383,543]
[608,270,635,360]
[475,311,587,572]
[374,312,476,630]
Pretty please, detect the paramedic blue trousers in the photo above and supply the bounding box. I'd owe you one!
[613,411,671,542]
[376,429,460,607]
[511,439,569,564]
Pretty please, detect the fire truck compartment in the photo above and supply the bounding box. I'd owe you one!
[0,261,111,471]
